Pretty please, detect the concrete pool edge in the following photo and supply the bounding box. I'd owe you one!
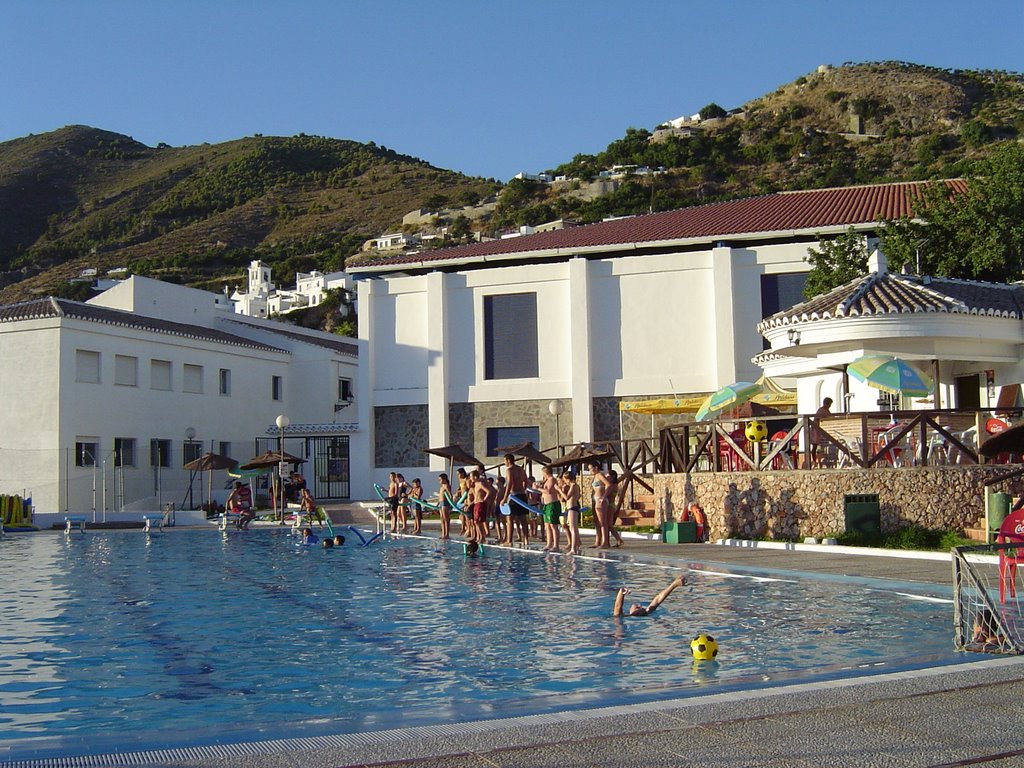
[4,656,1022,768]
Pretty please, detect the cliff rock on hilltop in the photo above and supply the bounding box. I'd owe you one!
[507,62,1023,231]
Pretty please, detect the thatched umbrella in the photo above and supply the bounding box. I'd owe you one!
[240,450,306,470]
[980,423,1024,460]
[183,452,237,509]
[547,443,615,469]
[424,444,484,484]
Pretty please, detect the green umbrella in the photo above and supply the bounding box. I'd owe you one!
[848,355,933,398]
[695,382,761,421]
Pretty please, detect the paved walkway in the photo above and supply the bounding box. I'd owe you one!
[159,512,1022,768]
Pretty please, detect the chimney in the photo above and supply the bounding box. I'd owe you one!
[867,248,888,275]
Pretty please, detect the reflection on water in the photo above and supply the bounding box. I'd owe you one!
[0,529,960,755]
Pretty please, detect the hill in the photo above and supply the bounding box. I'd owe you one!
[2,62,1022,302]
[486,62,1024,231]
[0,127,498,301]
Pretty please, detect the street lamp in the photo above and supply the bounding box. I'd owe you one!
[275,414,289,521]
[548,399,565,449]
[184,426,197,510]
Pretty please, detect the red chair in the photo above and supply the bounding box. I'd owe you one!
[987,418,1010,434]
[768,430,794,469]
[986,418,1012,463]
[997,508,1024,602]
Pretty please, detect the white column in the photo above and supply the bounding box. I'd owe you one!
[567,257,593,442]
[710,245,738,386]
[356,278,380,488]
[426,271,449,470]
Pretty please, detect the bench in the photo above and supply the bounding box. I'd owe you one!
[64,515,87,534]
[142,513,166,533]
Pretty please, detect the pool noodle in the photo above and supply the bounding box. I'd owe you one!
[408,496,441,511]
[347,525,384,547]
[509,494,541,515]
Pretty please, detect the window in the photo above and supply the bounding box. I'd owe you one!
[114,354,138,386]
[272,375,283,401]
[219,368,231,396]
[760,273,808,349]
[183,440,203,465]
[338,377,353,402]
[486,426,540,457]
[151,359,172,390]
[75,439,98,467]
[218,441,231,459]
[184,364,203,394]
[75,350,100,383]
[113,437,136,467]
[150,439,171,468]
[484,293,538,379]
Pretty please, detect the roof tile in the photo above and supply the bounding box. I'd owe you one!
[350,180,968,272]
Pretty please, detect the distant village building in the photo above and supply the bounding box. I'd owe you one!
[230,260,350,319]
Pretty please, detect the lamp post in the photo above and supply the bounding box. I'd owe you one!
[185,426,197,510]
[548,399,565,451]
[275,414,289,521]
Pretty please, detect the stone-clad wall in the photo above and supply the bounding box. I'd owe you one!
[651,467,1024,540]
[374,405,429,467]
[455,400,572,461]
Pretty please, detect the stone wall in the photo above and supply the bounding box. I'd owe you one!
[651,467,1024,540]
[449,400,572,463]
[374,405,429,467]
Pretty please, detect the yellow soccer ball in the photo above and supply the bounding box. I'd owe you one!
[690,634,719,661]
[745,420,768,443]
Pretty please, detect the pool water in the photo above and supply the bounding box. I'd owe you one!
[1,529,965,759]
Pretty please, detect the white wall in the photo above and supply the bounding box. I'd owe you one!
[0,320,61,511]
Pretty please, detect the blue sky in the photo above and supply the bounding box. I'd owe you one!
[2,0,1022,181]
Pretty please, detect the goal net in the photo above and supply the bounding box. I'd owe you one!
[952,543,1024,655]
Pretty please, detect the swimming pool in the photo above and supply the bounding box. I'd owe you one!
[0,528,967,761]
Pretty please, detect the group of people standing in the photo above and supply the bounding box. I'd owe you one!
[386,455,626,554]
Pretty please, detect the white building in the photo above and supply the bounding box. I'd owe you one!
[0,276,369,526]
[350,181,946,487]
[757,250,1024,415]
[231,260,350,318]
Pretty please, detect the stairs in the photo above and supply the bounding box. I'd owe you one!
[618,493,657,526]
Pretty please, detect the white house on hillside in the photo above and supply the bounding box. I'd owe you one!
[349,181,956,487]
[231,260,350,318]
[0,276,369,525]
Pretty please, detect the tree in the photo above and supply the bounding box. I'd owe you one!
[420,193,448,212]
[447,214,473,243]
[803,228,869,298]
[880,142,1024,282]
[699,103,728,120]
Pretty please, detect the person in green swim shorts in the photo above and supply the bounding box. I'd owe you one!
[539,465,561,552]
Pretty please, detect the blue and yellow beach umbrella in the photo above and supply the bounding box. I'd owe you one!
[847,355,933,398]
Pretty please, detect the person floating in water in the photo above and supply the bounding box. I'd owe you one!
[613,575,686,617]
[300,527,319,546]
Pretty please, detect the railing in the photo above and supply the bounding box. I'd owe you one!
[653,408,1016,474]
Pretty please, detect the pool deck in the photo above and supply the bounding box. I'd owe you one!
[21,510,1024,768]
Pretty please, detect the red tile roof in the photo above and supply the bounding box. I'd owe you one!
[758,271,1024,332]
[0,297,287,352]
[349,180,968,272]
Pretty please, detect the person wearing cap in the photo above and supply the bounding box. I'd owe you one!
[558,468,581,555]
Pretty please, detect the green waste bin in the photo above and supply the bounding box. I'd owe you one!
[989,491,1012,532]
[662,520,697,544]
[843,493,880,538]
